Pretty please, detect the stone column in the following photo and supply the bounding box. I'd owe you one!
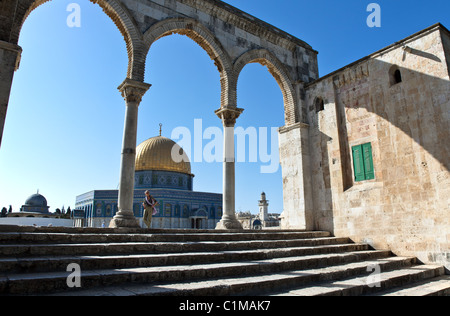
[0,41,22,149]
[215,106,244,230]
[110,78,151,228]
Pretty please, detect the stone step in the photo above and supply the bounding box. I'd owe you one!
[0,243,368,274]
[1,250,392,295]
[271,265,446,296]
[42,256,418,296]
[0,227,445,296]
[0,230,331,244]
[0,237,349,258]
[0,226,303,234]
[373,275,450,296]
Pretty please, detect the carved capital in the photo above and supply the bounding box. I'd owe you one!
[118,78,151,104]
[0,41,22,71]
[215,106,244,127]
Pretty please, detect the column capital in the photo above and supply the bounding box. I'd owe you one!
[0,40,22,71]
[118,78,151,104]
[0,40,22,52]
[215,106,244,127]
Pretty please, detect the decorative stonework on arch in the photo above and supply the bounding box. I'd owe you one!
[143,17,234,108]
[1,0,319,97]
[234,49,298,125]
[8,0,144,80]
[126,0,318,110]
[144,18,232,72]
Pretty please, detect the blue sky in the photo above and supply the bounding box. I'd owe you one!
[0,0,448,214]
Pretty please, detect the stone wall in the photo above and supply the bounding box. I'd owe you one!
[279,123,314,230]
[304,24,450,269]
[441,29,450,75]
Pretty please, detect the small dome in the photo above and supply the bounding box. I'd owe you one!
[135,136,192,176]
[25,193,48,207]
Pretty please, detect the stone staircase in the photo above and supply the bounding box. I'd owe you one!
[0,226,448,296]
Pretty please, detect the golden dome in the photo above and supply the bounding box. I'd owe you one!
[135,136,192,176]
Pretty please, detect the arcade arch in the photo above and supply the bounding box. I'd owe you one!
[0,0,319,229]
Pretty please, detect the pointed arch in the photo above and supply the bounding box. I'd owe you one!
[234,49,298,125]
[143,18,233,108]
[10,0,144,81]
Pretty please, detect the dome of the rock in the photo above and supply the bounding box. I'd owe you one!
[135,136,192,176]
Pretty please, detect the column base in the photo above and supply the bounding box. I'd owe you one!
[109,215,140,228]
[216,218,243,230]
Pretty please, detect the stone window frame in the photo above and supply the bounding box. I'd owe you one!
[389,65,403,86]
[314,97,325,113]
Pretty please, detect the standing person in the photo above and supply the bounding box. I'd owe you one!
[142,190,158,228]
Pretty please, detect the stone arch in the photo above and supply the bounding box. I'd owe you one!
[234,49,298,125]
[388,65,403,86]
[9,0,144,81]
[143,18,233,107]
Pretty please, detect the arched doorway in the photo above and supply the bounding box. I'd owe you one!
[190,208,208,229]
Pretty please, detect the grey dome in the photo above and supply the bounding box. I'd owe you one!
[24,194,48,207]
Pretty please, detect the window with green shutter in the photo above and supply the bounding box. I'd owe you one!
[362,143,375,180]
[352,143,375,182]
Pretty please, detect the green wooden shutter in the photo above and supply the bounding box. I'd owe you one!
[352,145,365,182]
[362,143,375,180]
